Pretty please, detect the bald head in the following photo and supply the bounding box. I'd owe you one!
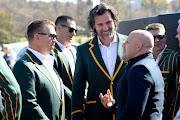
[122,30,154,61]
[130,30,154,53]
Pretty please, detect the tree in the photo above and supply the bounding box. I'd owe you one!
[101,0,126,21]
[141,0,170,17]
[0,10,14,43]
[169,0,180,13]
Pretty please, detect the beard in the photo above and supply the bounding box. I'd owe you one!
[97,28,115,40]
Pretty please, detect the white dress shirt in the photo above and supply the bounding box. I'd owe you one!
[56,41,75,77]
[28,48,61,96]
[174,109,180,120]
[155,44,167,64]
[98,34,118,78]
[0,91,4,112]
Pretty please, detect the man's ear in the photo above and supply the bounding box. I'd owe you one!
[34,33,40,43]
[137,42,142,51]
[57,24,61,31]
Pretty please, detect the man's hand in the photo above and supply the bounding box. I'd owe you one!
[99,89,113,109]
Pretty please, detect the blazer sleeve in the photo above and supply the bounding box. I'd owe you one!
[175,54,180,113]
[71,46,87,120]
[12,61,49,120]
[0,56,21,120]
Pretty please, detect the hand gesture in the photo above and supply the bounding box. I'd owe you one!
[99,89,113,109]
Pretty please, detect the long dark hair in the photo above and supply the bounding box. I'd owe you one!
[87,3,119,36]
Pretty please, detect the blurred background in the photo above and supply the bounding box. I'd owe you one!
[0,0,179,56]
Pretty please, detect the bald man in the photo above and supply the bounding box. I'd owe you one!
[99,30,164,120]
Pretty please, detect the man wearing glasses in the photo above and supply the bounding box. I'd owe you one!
[145,23,180,120]
[53,15,77,120]
[12,19,65,119]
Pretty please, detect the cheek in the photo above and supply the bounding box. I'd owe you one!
[95,26,102,32]
[108,23,114,29]
[178,34,180,38]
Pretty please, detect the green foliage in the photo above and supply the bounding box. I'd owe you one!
[141,0,169,15]
[101,0,125,20]
[0,36,27,44]
[0,10,13,31]
[0,0,176,44]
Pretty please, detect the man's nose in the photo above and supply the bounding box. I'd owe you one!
[103,25,108,31]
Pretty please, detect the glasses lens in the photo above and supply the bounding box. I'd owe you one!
[50,34,57,40]
[69,28,77,33]
[61,25,77,33]
[154,35,165,40]
[38,33,57,40]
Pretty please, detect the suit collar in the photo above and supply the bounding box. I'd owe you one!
[88,33,126,81]
[27,48,54,68]
[55,43,62,52]
[25,50,62,100]
[54,43,70,67]
[158,47,172,66]
[54,43,74,85]
[25,49,42,65]
[55,42,76,61]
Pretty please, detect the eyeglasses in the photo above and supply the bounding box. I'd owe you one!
[153,35,165,41]
[60,24,78,33]
[38,33,57,40]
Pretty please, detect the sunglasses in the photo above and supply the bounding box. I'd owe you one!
[60,24,78,33]
[38,33,57,40]
[153,35,165,40]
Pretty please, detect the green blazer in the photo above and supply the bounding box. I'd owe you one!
[54,43,76,90]
[0,54,22,120]
[53,43,77,120]
[71,33,128,120]
[12,50,65,120]
[158,48,180,120]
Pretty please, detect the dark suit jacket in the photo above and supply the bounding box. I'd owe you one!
[0,54,22,120]
[12,50,65,120]
[158,47,180,120]
[53,43,77,120]
[71,33,128,120]
[115,53,164,120]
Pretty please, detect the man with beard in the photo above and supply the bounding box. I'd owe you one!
[71,3,128,120]
[100,30,164,120]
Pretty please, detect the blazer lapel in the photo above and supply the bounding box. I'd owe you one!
[70,46,77,63]
[25,50,61,100]
[55,43,73,76]
[158,48,171,68]
[54,69,65,119]
[88,36,110,79]
[113,33,126,78]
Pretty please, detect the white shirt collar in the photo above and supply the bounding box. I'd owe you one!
[27,48,54,67]
[56,41,71,50]
[155,44,167,64]
[98,33,117,46]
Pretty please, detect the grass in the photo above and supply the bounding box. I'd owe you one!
[72,36,91,44]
